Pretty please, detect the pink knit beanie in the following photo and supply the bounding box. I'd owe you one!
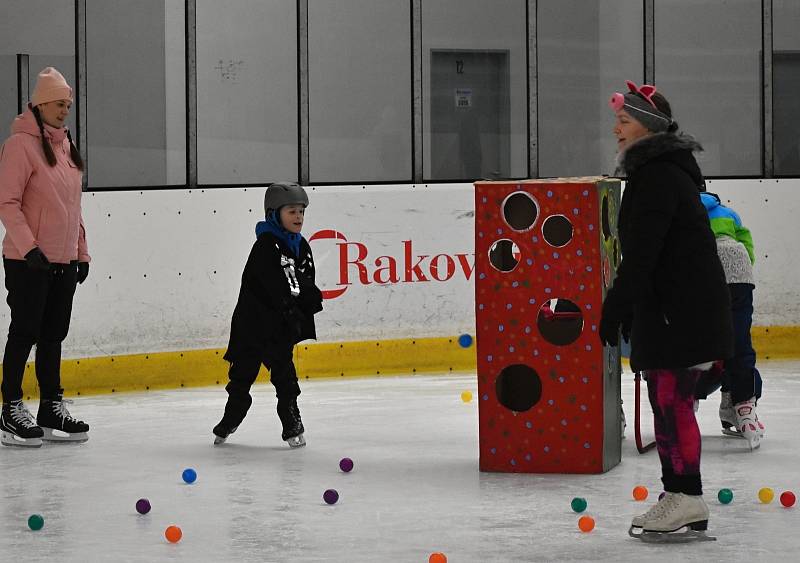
[30,67,73,107]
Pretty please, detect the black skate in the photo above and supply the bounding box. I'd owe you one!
[277,399,305,448]
[212,420,239,445]
[37,392,89,443]
[1,400,44,448]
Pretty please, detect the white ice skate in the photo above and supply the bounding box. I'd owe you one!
[629,492,677,536]
[733,397,762,450]
[632,493,716,543]
[285,434,306,448]
[720,392,765,440]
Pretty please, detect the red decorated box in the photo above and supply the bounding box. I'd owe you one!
[474,177,622,473]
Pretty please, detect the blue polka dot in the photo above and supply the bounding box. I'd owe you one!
[548,399,554,406]
[479,273,486,279]
[544,446,550,453]
[529,298,536,304]
[487,355,493,362]
[490,447,497,454]
[582,190,589,196]
[553,252,559,259]
[547,190,553,198]
[508,346,515,353]
[586,303,592,310]
[585,344,592,351]
[558,376,565,383]
[579,284,585,290]
[591,324,597,331]
[573,208,579,215]
[533,350,539,356]
[561,419,567,426]
[482,197,488,203]
[511,459,517,466]
[525,453,532,461]
[555,354,561,361]
[498,324,505,332]
[543,264,550,270]
[586,266,593,272]
[583,442,591,449]
[526,258,533,265]
[545,287,551,294]
[526,421,533,428]
[582,377,589,383]
[588,224,594,231]
[478,232,484,238]
[482,394,489,401]
[506,304,512,310]
[512,281,519,288]
[576,250,583,256]
[479,304,484,310]
[524,326,531,334]
[532,236,539,243]
[580,404,587,411]
[497,228,502,234]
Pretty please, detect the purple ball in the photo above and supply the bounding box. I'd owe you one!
[323,489,339,505]
[136,498,151,515]
[339,457,354,473]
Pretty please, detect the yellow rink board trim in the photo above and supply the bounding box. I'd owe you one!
[8,327,798,399]
[14,336,477,399]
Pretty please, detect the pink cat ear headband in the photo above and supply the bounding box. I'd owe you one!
[609,80,672,132]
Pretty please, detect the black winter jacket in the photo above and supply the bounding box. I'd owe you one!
[603,133,733,371]
[224,234,323,364]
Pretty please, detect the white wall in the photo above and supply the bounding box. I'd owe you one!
[0,180,796,360]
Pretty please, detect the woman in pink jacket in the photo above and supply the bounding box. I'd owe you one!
[0,67,90,447]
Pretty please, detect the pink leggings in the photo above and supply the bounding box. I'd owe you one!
[645,368,704,495]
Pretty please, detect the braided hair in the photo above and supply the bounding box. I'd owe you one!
[30,105,84,170]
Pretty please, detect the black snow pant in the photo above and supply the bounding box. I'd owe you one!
[2,258,78,403]
[220,346,301,428]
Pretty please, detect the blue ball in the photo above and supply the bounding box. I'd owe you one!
[458,334,473,348]
[182,468,197,484]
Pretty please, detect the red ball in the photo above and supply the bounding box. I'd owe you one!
[780,491,796,508]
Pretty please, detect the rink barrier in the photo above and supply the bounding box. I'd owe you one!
[14,336,477,399]
[9,327,796,399]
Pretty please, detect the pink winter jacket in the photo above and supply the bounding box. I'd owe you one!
[0,109,89,264]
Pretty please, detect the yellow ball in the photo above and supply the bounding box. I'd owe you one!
[461,390,473,403]
[758,487,775,504]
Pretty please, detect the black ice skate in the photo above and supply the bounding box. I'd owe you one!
[212,420,239,445]
[1,400,44,448]
[37,392,89,443]
[277,398,305,448]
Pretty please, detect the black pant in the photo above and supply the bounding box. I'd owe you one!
[2,259,77,402]
[723,283,762,405]
[221,348,301,427]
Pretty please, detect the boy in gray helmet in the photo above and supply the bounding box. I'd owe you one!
[213,182,323,447]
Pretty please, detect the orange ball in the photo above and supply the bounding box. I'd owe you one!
[578,515,595,532]
[165,525,183,543]
[429,553,447,563]
[632,486,649,501]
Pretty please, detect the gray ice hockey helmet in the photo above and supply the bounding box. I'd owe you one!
[264,182,309,216]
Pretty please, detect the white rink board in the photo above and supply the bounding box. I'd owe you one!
[0,180,797,359]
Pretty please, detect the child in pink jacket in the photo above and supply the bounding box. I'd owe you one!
[0,67,90,448]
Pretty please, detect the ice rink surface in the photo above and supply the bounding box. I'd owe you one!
[1,362,798,562]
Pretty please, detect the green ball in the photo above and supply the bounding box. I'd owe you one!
[571,497,588,513]
[28,514,44,531]
[718,488,734,504]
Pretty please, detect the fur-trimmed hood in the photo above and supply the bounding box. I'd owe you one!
[616,132,704,182]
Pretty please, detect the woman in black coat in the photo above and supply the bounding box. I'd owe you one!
[600,81,733,541]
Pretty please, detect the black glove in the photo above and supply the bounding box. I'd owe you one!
[77,262,89,284]
[599,313,620,347]
[24,247,51,271]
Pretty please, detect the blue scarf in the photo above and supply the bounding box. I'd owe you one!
[255,210,303,257]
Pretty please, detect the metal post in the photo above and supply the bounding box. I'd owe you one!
[527,0,538,178]
[75,0,88,188]
[185,0,198,187]
[298,0,309,185]
[411,0,422,183]
[644,0,655,84]
[16,54,29,114]
[762,0,773,177]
